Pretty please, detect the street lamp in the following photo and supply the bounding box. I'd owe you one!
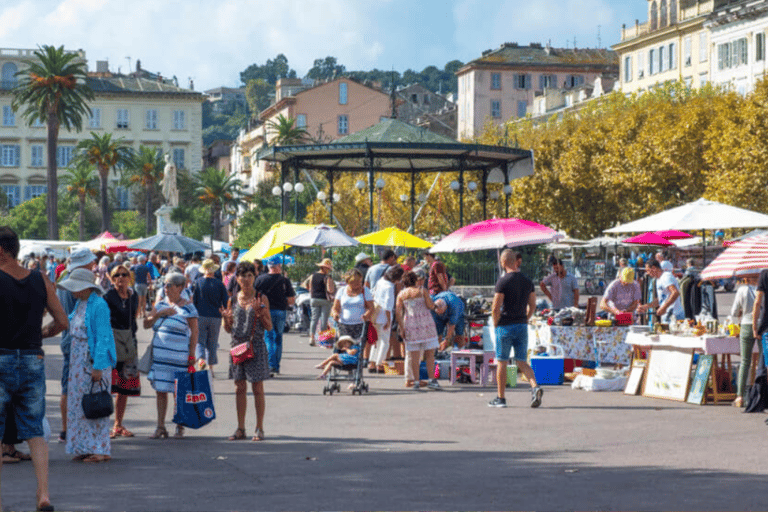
[272,181,304,221]
[503,184,512,218]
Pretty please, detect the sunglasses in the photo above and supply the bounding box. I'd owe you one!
[113,273,130,278]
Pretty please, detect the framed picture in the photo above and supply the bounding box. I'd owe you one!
[642,347,694,402]
[686,355,714,405]
[624,362,645,396]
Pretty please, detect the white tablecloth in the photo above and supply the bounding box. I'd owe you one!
[624,332,755,355]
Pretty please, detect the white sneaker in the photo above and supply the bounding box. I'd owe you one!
[428,379,442,390]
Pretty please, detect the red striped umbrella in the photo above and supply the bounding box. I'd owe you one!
[700,235,768,280]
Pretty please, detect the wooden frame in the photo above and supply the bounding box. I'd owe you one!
[687,354,714,405]
[624,361,646,396]
[642,347,694,402]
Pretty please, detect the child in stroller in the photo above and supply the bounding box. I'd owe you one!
[317,335,369,395]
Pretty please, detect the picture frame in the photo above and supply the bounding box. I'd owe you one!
[642,347,694,402]
[686,354,714,405]
[624,361,646,396]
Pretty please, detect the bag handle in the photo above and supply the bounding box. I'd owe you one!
[88,377,109,393]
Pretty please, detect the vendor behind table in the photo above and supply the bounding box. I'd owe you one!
[600,267,641,317]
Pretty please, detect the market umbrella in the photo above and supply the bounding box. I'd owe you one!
[430,218,562,253]
[75,231,118,251]
[128,233,209,253]
[285,224,359,248]
[240,222,317,262]
[654,230,692,240]
[700,235,768,280]
[103,239,140,254]
[622,233,674,246]
[355,227,432,249]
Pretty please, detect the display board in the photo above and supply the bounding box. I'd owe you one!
[642,347,694,401]
[624,361,646,396]
[686,355,714,405]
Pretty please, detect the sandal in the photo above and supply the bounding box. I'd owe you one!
[149,427,168,439]
[82,454,111,463]
[174,425,185,439]
[252,428,265,441]
[228,428,246,441]
[118,426,134,437]
[3,447,31,461]
[2,452,20,464]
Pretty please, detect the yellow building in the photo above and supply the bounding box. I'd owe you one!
[0,48,203,209]
[614,0,730,92]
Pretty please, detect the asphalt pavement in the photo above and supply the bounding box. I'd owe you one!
[4,298,768,512]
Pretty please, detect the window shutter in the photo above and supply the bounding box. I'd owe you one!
[14,145,19,167]
[24,186,30,201]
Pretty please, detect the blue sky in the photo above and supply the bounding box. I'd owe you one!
[0,0,649,91]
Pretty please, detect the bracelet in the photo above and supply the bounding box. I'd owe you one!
[188,355,195,363]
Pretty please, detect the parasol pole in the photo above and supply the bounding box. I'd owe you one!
[701,229,706,267]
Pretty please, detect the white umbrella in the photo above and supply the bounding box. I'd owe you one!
[285,224,359,248]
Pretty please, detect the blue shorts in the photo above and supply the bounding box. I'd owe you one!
[339,353,358,366]
[495,324,528,362]
[0,349,47,440]
[434,316,466,338]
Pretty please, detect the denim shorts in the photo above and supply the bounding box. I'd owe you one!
[434,316,466,338]
[0,349,47,440]
[495,324,528,362]
[135,284,148,297]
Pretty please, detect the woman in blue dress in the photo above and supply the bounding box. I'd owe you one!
[144,272,198,439]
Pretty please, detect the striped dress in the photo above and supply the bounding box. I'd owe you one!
[148,300,198,393]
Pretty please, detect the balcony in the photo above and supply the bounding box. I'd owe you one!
[621,22,650,42]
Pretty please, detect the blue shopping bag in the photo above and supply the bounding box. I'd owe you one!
[173,370,216,429]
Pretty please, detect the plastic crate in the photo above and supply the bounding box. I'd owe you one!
[530,344,564,385]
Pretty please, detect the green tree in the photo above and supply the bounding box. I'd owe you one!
[11,45,94,240]
[195,167,246,241]
[126,145,164,235]
[240,54,296,85]
[266,114,309,145]
[306,56,346,81]
[245,78,273,115]
[111,210,145,239]
[61,162,98,240]
[75,132,132,233]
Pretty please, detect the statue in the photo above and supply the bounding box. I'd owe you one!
[160,154,179,208]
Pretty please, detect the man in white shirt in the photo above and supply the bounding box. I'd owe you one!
[639,259,684,322]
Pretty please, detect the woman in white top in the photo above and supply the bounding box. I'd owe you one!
[730,272,759,407]
[331,268,373,343]
[370,266,404,373]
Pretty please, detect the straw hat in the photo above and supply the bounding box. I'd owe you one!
[57,268,103,296]
[355,252,370,264]
[201,258,220,273]
[315,258,333,270]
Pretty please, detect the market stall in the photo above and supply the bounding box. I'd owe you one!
[529,324,633,366]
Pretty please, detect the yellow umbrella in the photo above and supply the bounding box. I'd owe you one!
[240,222,317,262]
[356,227,432,248]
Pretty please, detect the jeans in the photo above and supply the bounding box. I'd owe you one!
[0,349,46,440]
[265,309,287,372]
[309,298,332,341]
[738,326,758,399]
[196,316,222,365]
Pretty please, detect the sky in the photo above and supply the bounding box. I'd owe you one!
[0,0,649,92]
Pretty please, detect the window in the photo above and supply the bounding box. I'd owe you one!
[491,100,501,118]
[172,148,185,169]
[516,100,527,118]
[296,114,307,128]
[660,45,667,72]
[539,74,556,89]
[651,1,658,31]
[669,42,677,70]
[491,72,501,90]
[2,106,14,126]
[684,76,693,88]
[758,32,766,62]
[337,115,348,135]
[0,145,20,167]
[514,74,530,89]
[660,0,667,28]
[624,56,633,82]
[89,108,101,128]
[565,75,584,88]
[116,108,129,129]
[411,93,418,103]
[113,180,130,210]
[718,39,748,70]
[684,37,692,66]
[173,110,185,130]
[650,48,656,75]
[57,145,74,168]
[699,33,708,62]
[637,52,645,78]
[24,185,47,201]
[670,0,677,23]
[1,63,17,90]
[145,109,158,130]
[1,185,20,208]
[30,145,43,167]
[423,94,430,105]
[338,82,347,105]
[700,73,708,87]
[32,117,44,128]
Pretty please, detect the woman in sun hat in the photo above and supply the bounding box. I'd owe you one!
[57,268,116,463]
[302,258,336,346]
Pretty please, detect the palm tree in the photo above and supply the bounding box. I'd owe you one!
[195,167,246,242]
[266,114,310,146]
[11,45,94,240]
[75,132,132,232]
[61,162,98,241]
[127,145,164,235]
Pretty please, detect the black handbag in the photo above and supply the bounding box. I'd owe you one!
[81,378,114,420]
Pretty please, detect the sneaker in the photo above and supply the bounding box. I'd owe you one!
[413,382,421,391]
[488,396,507,408]
[428,379,442,390]
[531,387,543,408]
[58,430,66,443]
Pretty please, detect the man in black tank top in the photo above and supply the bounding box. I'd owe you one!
[0,226,68,512]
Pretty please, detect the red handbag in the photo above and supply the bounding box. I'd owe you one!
[230,342,254,364]
[366,321,378,345]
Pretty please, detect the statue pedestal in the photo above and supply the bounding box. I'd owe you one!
[155,206,181,235]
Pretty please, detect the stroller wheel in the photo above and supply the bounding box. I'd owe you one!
[363,383,369,393]
[333,383,341,392]
[323,387,328,395]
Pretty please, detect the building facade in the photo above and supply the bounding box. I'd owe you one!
[397,83,457,139]
[614,0,732,93]
[456,42,618,139]
[0,48,203,209]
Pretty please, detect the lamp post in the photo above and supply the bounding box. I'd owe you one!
[375,177,385,231]
[316,191,340,224]
[272,181,304,221]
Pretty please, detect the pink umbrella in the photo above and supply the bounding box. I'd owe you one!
[622,233,674,246]
[430,218,562,253]
[654,230,692,240]
[700,235,768,280]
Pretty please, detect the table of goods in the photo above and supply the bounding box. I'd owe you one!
[528,323,633,366]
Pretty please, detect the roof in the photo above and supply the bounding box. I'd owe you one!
[460,43,618,74]
[87,76,202,97]
[334,118,456,144]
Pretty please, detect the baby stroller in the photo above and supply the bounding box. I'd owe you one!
[322,324,370,396]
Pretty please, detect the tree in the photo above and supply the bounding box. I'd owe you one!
[126,145,164,235]
[61,161,98,240]
[11,45,94,240]
[240,54,296,85]
[306,56,346,81]
[195,167,247,241]
[266,114,309,146]
[245,78,273,115]
[75,132,132,233]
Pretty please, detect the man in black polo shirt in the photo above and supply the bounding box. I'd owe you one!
[489,249,542,409]
[254,256,295,375]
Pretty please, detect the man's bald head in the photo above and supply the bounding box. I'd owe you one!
[500,249,519,270]
[434,299,447,315]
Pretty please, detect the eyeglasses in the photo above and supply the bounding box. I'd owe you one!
[113,273,129,278]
